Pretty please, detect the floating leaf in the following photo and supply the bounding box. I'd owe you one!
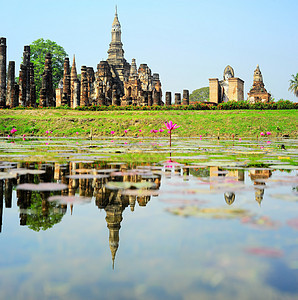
[105,181,132,190]
[244,247,283,258]
[16,183,68,191]
[48,195,92,205]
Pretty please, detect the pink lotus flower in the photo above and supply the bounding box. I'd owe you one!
[153,129,158,133]
[76,142,78,144]
[266,131,271,136]
[46,142,49,145]
[124,142,128,144]
[139,129,142,132]
[76,132,79,135]
[267,141,271,144]
[165,121,180,131]
[239,138,242,141]
[260,132,265,136]
[159,129,164,132]
[111,140,114,142]
[23,134,26,137]
[150,129,154,133]
[23,138,26,141]
[165,121,180,147]
[46,130,49,134]
[10,128,17,134]
[111,131,115,135]
[124,130,128,133]
[7,135,10,138]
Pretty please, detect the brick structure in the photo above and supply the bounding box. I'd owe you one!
[70,55,78,108]
[165,92,172,106]
[80,66,88,106]
[40,53,54,107]
[0,38,7,108]
[62,57,71,106]
[209,65,244,103]
[247,65,271,103]
[175,93,181,105]
[182,89,189,105]
[7,61,15,108]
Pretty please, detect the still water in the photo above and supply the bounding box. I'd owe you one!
[0,139,297,300]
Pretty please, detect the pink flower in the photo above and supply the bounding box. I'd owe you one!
[76,142,78,144]
[199,135,202,138]
[266,131,271,136]
[23,134,26,137]
[139,141,142,143]
[111,131,115,135]
[23,138,26,141]
[260,146,264,149]
[267,141,271,144]
[46,130,49,134]
[239,138,242,141]
[111,140,114,142]
[165,121,180,131]
[10,128,17,134]
[46,142,49,145]
[76,132,79,135]
[199,137,202,140]
[124,142,128,144]
[153,129,158,133]
[7,135,10,138]
[260,132,265,136]
[159,129,164,132]
[124,130,128,133]
[139,130,142,132]
[150,129,154,133]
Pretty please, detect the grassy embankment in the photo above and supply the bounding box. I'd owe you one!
[0,109,297,138]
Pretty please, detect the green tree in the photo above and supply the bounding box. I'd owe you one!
[190,87,209,102]
[29,38,68,99]
[288,73,298,97]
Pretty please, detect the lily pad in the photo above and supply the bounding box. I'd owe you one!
[16,182,68,191]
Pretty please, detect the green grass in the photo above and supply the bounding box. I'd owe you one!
[0,109,297,138]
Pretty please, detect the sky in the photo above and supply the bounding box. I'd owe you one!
[1,0,298,101]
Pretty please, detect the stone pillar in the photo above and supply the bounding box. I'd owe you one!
[165,91,171,106]
[80,66,88,106]
[182,89,189,105]
[153,90,160,106]
[112,84,118,106]
[13,83,19,108]
[19,64,26,106]
[209,78,220,104]
[29,62,36,107]
[73,81,80,108]
[228,78,244,101]
[148,91,153,106]
[87,67,95,100]
[62,57,71,106]
[23,46,31,106]
[70,55,78,108]
[0,37,7,108]
[55,88,62,107]
[175,93,181,105]
[6,61,15,108]
[40,53,54,107]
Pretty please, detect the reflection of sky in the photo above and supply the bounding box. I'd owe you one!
[0,168,297,299]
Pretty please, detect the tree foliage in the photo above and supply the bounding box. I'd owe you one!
[288,73,298,97]
[29,38,68,99]
[190,87,209,102]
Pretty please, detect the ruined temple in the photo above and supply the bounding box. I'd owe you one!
[209,65,244,103]
[56,7,162,107]
[247,65,271,103]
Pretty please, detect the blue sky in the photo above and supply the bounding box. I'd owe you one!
[1,0,298,101]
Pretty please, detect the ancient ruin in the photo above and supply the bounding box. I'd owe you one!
[209,65,244,103]
[40,53,54,107]
[247,65,271,103]
[0,38,6,108]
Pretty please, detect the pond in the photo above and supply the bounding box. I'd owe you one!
[0,136,297,299]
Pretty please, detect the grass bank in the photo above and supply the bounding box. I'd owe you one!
[0,109,297,138]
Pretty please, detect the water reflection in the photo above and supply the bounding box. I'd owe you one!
[0,160,295,269]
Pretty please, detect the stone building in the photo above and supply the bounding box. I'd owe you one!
[209,65,244,103]
[56,8,162,107]
[247,65,271,103]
